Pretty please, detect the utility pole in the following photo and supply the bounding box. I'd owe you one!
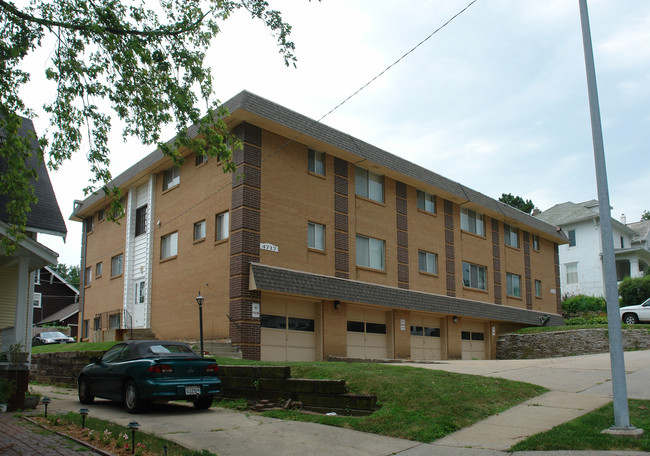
[578,0,642,436]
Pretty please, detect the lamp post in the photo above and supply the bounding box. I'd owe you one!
[196,292,204,358]
[127,421,140,455]
[41,396,51,417]
[78,408,89,429]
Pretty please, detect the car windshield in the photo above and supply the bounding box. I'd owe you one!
[40,332,66,338]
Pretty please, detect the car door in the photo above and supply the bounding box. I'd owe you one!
[640,300,650,322]
[87,344,126,401]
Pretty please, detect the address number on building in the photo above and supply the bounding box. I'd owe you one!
[260,243,279,252]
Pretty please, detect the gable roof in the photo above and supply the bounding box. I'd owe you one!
[0,117,67,238]
[536,200,636,236]
[36,302,79,326]
[43,265,80,295]
[628,219,650,246]
[71,90,565,243]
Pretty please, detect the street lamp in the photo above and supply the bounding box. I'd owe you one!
[127,421,140,455]
[196,292,204,358]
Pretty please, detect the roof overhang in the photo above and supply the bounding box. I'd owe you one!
[0,221,58,270]
[249,263,564,327]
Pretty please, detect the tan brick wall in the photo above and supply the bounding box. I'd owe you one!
[322,300,348,359]
[392,309,411,359]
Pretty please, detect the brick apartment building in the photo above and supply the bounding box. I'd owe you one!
[72,91,566,361]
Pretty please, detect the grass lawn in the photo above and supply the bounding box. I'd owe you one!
[32,341,118,354]
[511,399,650,452]
[214,359,547,442]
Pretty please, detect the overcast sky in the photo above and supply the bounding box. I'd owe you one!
[30,0,650,267]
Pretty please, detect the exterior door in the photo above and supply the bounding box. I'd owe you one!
[410,314,442,360]
[261,299,317,362]
[346,307,388,359]
[461,320,486,360]
[133,280,146,328]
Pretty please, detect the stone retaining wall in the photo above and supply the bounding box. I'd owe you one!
[497,328,650,359]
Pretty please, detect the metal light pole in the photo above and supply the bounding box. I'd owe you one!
[196,292,205,358]
[578,0,642,436]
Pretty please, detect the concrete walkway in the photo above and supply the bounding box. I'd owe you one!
[27,350,649,455]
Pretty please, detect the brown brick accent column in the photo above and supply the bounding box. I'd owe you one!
[523,231,532,310]
[229,122,262,360]
[554,243,562,313]
[334,158,350,279]
[444,200,455,297]
[491,218,502,304]
[396,181,409,289]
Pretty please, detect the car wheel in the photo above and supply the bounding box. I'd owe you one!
[622,313,639,325]
[78,378,95,404]
[124,380,144,414]
[193,395,214,410]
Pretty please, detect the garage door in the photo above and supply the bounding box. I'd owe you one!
[410,314,442,360]
[461,320,486,360]
[261,299,317,362]
[347,307,388,359]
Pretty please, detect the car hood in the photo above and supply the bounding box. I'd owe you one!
[619,305,642,312]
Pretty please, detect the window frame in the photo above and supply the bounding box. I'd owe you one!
[356,234,385,271]
[308,221,325,251]
[193,220,206,242]
[462,261,487,291]
[161,231,179,260]
[135,205,147,237]
[85,216,94,234]
[568,229,576,247]
[33,292,42,308]
[504,224,519,248]
[506,272,522,298]
[535,279,542,298]
[566,262,578,284]
[96,262,103,278]
[195,153,208,166]
[307,148,325,176]
[162,166,180,191]
[84,266,92,286]
[216,211,230,242]
[355,166,384,203]
[460,208,485,236]
[532,235,540,251]
[416,190,436,214]
[97,208,105,222]
[418,250,438,275]
[111,254,124,277]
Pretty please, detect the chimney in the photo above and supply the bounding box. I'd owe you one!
[621,214,626,225]
[532,207,541,216]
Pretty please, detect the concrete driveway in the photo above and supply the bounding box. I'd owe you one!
[31,350,650,455]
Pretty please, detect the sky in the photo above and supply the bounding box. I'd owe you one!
[27,0,650,267]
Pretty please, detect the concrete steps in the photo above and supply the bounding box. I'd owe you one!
[204,342,242,359]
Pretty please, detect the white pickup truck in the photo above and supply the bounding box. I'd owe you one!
[620,297,650,324]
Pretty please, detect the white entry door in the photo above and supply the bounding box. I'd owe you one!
[133,280,147,328]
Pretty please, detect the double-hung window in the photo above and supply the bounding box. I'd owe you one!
[96,262,103,278]
[111,254,123,276]
[195,153,207,166]
[504,224,519,248]
[135,205,147,236]
[418,250,438,274]
[84,267,92,285]
[355,166,384,203]
[161,232,178,259]
[216,211,229,241]
[535,279,542,297]
[568,230,576,247]
[163,167,180,191]
[506,272,521,297]
[462,261,487,290]
[532,235,540,251]
[194,220,206,241]
[308,149,325,176]
[566,263,578,284]
[33,292,42,308]
[308,222,325,250]
[460,208,485,236]
[356,235,385,270]
[417,190,436,214]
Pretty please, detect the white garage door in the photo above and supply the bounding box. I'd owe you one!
[461,320,486,360]
[410,315,442,360]
[261,299,316,362]
[347,307,388,359]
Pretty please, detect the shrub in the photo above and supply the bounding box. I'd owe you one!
[618,275,650,307]
[565,315,608,325]
[561,295,606,317]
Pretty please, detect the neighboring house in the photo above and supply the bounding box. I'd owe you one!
[72,90,566,362]
[33,266,80,338]
[535,200,650,298]
[0,117,67,377]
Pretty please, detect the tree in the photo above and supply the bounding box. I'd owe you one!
[498,193,535,214]
[1,0,301,252]
[49,263,80,288]
[642,210,650,221]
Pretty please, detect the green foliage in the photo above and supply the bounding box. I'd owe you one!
[564,315,608,325]
[48,263,80,287]
[618,275,650,307]
[561,294,607,317]
[642,210,650,221]
[0,0,303,252]
[499,193,535,214]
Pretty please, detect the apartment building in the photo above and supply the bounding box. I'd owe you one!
[72,91,566,361]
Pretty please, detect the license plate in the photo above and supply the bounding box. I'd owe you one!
[185,385,201,395]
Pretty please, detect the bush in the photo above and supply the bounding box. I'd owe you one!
[561,295,606,317]
[565,315,608,325]
[618,275,650,307]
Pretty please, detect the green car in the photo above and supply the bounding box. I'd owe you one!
[78,340,221,413]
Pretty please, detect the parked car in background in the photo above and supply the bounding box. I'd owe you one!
[32,331,75,346]
[620,298,650,324]
[78,340,221,413]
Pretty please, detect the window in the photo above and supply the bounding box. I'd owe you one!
[216,211,229,241]
[135,205,147,236]
[356,235,385,270]
[418,250,438,274]
[417,190,436,214]
[568,229,576,247]
[194,220,206,241]
[460,208,485,236]
[347,321,386,334]
[163,167,180,191]
[566,263,578,284]
[506,272,521,297]
[97,208,105,222]
[84,267,92,285]
[85,216,94,233]
[96,262,103,278]
[83,320,89,339]
[355,166,384,203]
[410,326,440,337]
[161,232,178,259]
[533,235,540,251]
[504,224,519,248]
[308,222,325,250]
[109,313,121,329]
[34,269,40,285]
[308,148,325,175]
[33,292,42,308]
[111,254,123,276]
[261,315,315,332]
[462,331,485,341]
[462,261,487,290]
[93,316,101,331]
[535,279,542,297]
[620,236,625,249]
[195,153,207,166]
[136,281,145,304]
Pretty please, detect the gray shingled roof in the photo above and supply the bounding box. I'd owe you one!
[628,220,650,245]
[71,90,564,242]
[250,263,563,327]
[0,117,67,237]
[536,200,636,235]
